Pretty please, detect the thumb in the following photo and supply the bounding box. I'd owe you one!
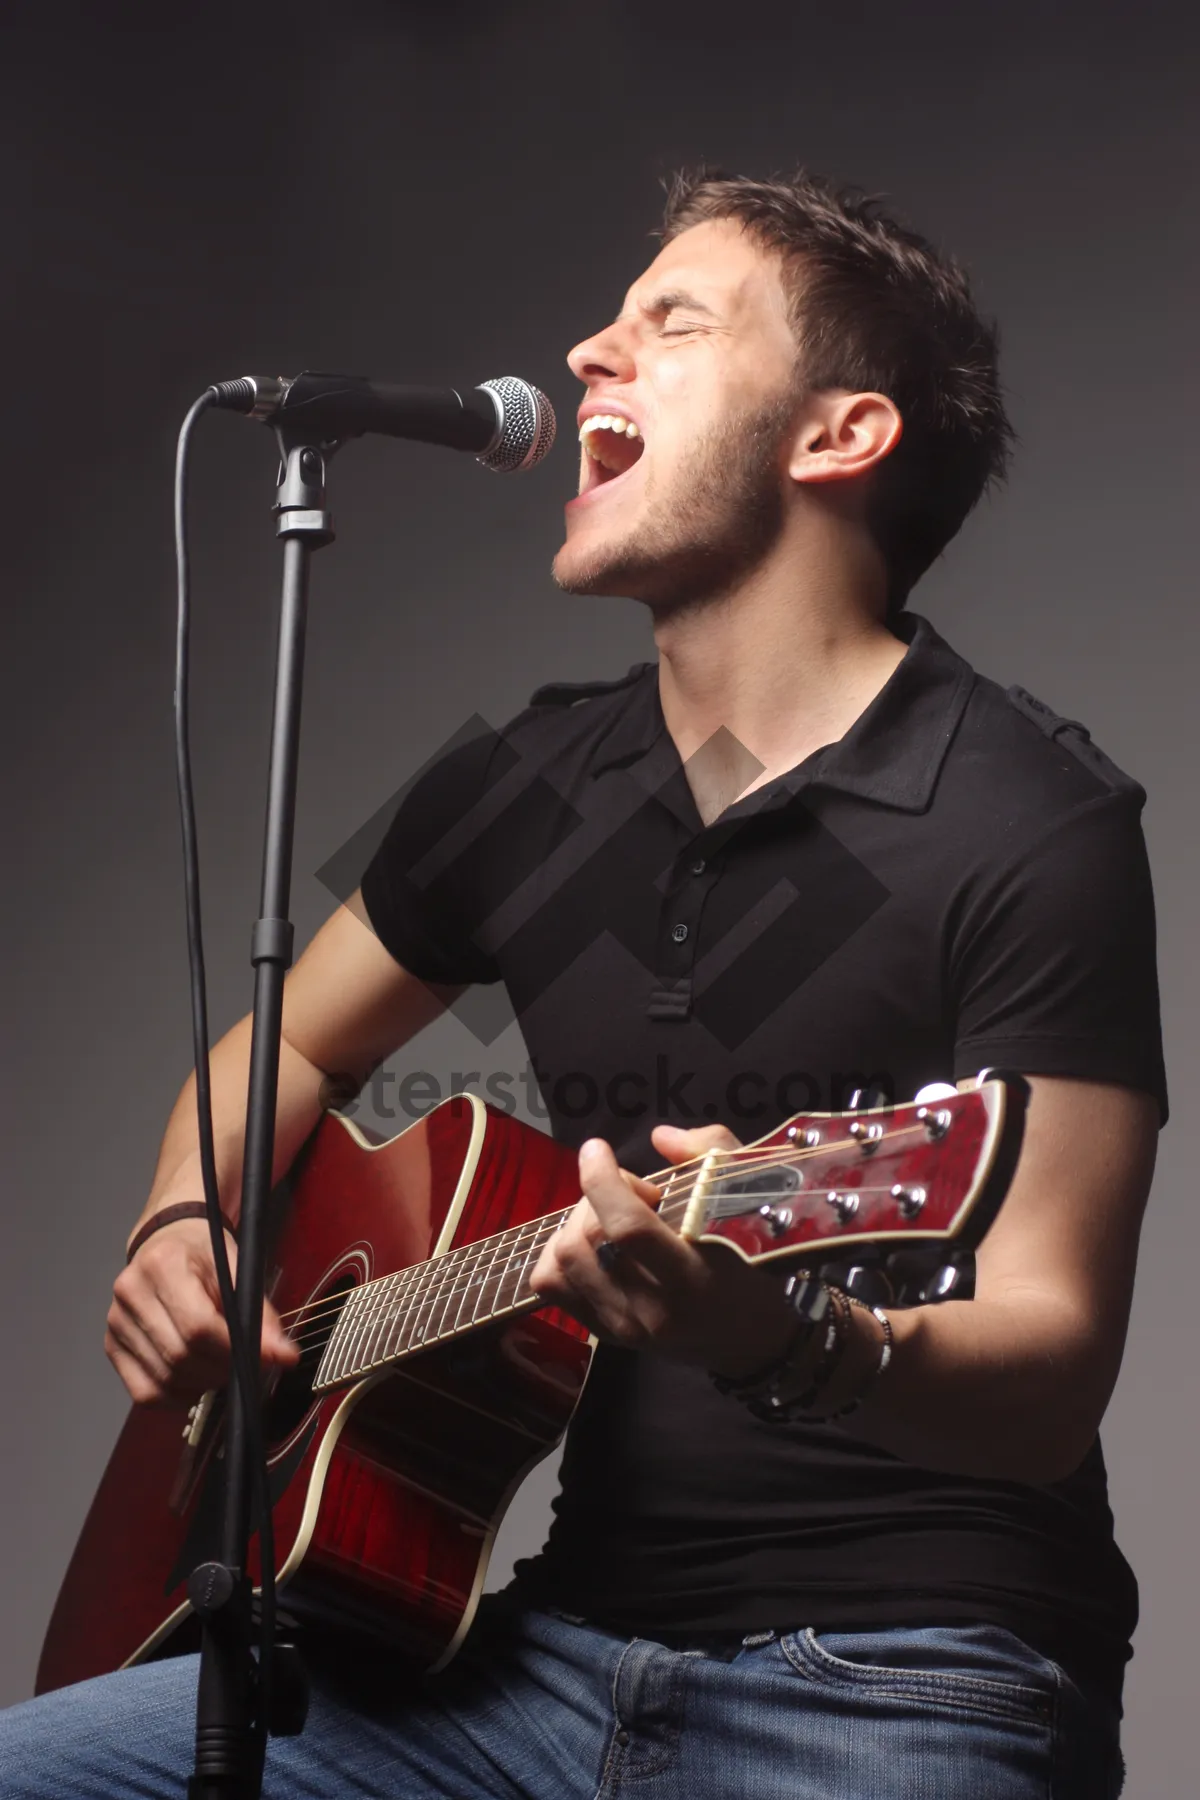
[262,1295,301,1365]
[194,1235,298,1367]
[651,1122,741,1164]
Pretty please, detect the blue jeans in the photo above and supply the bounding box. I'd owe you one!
[0,1595,1123,1798]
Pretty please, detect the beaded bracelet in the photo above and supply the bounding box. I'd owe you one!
[820,1296,894,1421]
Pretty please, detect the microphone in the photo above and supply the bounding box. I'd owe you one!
[208,371,556,473]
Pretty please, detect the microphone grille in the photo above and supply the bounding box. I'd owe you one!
[477,377,557,473]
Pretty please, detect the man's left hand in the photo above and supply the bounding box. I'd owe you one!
[529,1125,799,1379]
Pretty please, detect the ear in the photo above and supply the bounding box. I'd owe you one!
[787,390,903,487]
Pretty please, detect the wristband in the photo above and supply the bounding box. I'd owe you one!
[125,1202,238,1264]
[712,1276,841,1423]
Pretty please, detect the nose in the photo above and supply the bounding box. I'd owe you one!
[567,317,635,388]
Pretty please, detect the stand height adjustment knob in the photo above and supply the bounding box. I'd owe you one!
[187,1561,237,1620]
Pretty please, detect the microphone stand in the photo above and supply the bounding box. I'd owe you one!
[186,431,335,1798]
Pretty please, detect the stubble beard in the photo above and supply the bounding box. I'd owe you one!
[552,393,798,621]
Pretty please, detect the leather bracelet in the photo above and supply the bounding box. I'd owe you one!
[712,1279,842,1423]
[125,1202,238,1264]
[711,1268,831,1394]
[711,1316,816,1409]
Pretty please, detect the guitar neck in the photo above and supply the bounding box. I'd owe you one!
[312,1081,1017,1395]
[313,1201,578,1392]
[313,1162,696,1395]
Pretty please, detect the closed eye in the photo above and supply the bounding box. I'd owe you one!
[641,288,719,337]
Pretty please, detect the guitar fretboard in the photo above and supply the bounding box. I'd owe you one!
[313,1164,692,1392]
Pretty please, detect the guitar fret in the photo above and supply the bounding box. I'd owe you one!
[493,1223,539,1313]
[448,1233,489,1337]
[422,1243,467,1347]
[495,1228,524,1302]
[343,1285,376,1383]
[359,1270,402,1375]
[326,1286,364,1387]
[516,1220,557,1304]
[438,1240,483,1337]
[408,1250,457,1352]
[395,1265,428,1357]
[359,1266,411,1377]
[496,1227,527,1308]
[355,1273,395,1376]
[453,1234,496,1335]
[379,1267,415,1367]
[468,1228,505,1326]
[316,1208,573,1391]
[349,1278,388,1376]
[320,1207,581,1388]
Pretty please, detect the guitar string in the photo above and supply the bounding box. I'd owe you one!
[276,1129,941,1360]
[271,1119,934,1332]
[277,1163,817,1346]
[287,1094,957,1375]
[267,1139,769,1338]
[307,1214,565,1374]
[283,1171,939,1359]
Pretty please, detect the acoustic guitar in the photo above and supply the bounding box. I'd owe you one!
[36,1074,1025,1693]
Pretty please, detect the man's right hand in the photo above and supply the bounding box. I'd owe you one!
[105,896,462,1407]
[105,1218,300,1405]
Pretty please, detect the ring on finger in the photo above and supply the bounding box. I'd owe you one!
[596,1239,622,1274]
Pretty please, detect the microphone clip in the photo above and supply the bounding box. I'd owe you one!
[274,440,335,547]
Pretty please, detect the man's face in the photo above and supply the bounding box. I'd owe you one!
[552,219,803,612]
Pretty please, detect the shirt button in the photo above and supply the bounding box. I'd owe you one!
[690,858,706,876]
[671,922,689,944]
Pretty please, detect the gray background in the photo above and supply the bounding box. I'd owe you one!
[2,0,1196,1790]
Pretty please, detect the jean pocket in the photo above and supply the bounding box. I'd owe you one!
[780,1624,1058,1727]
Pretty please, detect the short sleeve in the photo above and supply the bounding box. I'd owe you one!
[358,724,510,987]
[951,793,1167,1122]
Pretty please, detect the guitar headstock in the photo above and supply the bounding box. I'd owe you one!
[673,1074,1027,1305]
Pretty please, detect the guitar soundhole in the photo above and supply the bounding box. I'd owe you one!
[264,1272,357,1449]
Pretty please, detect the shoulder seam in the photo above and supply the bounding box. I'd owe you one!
[1003,683,1143,799]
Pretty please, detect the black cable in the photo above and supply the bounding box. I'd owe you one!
[173,390,277,1746]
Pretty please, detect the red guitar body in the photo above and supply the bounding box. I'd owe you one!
[37,1095,590,1693]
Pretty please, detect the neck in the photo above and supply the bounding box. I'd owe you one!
[652,522,906,824]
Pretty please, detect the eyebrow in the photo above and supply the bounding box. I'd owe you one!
[637,287,719,320]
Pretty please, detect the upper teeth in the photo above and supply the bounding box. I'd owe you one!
[579,414,640,442]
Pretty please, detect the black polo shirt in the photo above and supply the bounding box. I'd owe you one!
[360,612,1166,1698]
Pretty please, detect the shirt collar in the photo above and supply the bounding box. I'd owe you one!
[589,613,975,815]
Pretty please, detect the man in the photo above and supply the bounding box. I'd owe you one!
[2,172,1164,1797]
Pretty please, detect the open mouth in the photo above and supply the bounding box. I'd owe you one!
[577,413,645,497]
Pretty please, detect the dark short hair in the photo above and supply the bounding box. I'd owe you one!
[662,170,1015,607]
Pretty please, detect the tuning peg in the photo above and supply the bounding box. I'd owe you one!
[846,1084,891,1110]
[783,1271,832,1322]
[840,1262,893,1306]
[913,1082,958,1103]
[919,1253,977,1304]
[848,1120,884,1153]
[814,1256,893,1307]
